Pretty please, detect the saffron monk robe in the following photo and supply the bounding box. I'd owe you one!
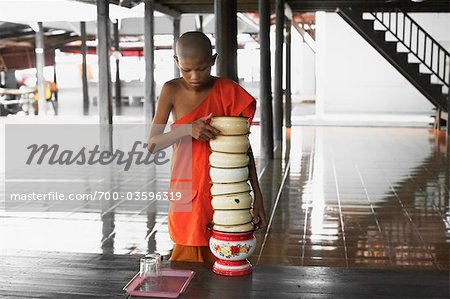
[147,31,267,263]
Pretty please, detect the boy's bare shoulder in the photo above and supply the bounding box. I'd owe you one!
[162,78,184,93]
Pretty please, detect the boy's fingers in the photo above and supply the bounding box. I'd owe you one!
[199,113,213,122]
[205,124,221,135]
[202,130,214,140]
[211,125,221,135]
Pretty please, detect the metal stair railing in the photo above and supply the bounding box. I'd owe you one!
[370,8,449,91]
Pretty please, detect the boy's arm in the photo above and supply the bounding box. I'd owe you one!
[147,83,188,152]
[147,83,221,153]
[248,145,267,230]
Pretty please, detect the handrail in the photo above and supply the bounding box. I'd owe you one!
[292,22,316,53]
[370,8,449,89]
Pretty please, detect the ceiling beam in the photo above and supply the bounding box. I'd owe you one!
[154,2,181,18]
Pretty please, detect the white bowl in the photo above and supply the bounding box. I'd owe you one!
[210,166,249,184]
[210,135,250,154]
[212,192,252,210]
[211,181,251,196]
[213,222,254,233]
[213,209,253,226]
[210,116,250,136]
[209,152,249,168]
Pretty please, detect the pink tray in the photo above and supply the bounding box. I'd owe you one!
[123,269,195,298]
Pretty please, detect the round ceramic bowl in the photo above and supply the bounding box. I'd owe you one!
[212,192,252,210]
[211,181,251,196]
[213,209,253,226]
[213,222,254,233]
[209,231,256,261]
[210,135,250,154]
[210,166,249,184]
[209,152,249,168]
[212,259,252,276]
[210,116,250,136]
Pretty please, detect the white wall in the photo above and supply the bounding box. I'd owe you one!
[293,29,316,100]
[409,13,450,52]
[316,12,449,115]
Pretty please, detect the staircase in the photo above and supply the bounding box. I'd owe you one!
[337,7,449,129]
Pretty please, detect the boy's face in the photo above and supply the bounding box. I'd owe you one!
[175,54,216,90]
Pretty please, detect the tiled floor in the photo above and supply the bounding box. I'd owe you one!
[1,124,449,270]
[253,127,449,270]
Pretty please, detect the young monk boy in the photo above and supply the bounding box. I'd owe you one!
[147,31,266,262]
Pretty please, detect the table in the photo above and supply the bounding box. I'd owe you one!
[1,250,448,298]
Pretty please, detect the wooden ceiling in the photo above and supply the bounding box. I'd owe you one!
[147,0,450,13]
[77,0,449,13]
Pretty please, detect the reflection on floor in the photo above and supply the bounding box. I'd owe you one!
[1,126,449,270]
[252,127,449,270]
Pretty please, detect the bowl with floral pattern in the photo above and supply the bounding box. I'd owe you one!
[209,230,256,261]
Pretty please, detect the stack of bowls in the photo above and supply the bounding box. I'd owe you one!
[208,116,256,276]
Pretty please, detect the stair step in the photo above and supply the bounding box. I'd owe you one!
[362,12,376,20]
[396,43,410,53]
[385,41,398,48]
[430,83,444,94]
[385,31,398,42]
[382,41,398,53]
[373,30,386,40]
[408,62,420,73]
[359,20,377,33]
[418,73,432,83]
[395,52,409,64]
[430,82,443,87]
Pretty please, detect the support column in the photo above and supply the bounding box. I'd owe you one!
[35,22,46,115]
[96,0,112,125]
[259,0,274,160]
[285,18,292,128]
[52,49,58,103]
[81,21,89,115]
[144,0,155,124]
[195,15,203,32]
[114,20,121,108]
[51,49,58,115]
[214,0,238,82]
[173,16,180,78]
[274,0,284,141]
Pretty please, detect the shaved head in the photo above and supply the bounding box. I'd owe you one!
[176,31,213,60]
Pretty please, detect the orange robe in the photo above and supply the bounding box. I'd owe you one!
[168,77,256,260]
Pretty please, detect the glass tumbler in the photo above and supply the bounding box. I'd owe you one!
[144,253,162,275]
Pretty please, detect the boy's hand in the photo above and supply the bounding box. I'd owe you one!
[252,193,267,230]
[191,113,221,142]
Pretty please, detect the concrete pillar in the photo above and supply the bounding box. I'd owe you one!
[51,49,58,115]
[35,22,46,115]
[195,15,203,32]
[52,49,58,103]
[285,18,292,128]
[214,0,238,82]
[144,0,155,124]
[81,21,89,115]
[274,0,284,141]
[96,0,112,125]
[114,20,122,108]
[259,0,274,160]
[173,16,180,78]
